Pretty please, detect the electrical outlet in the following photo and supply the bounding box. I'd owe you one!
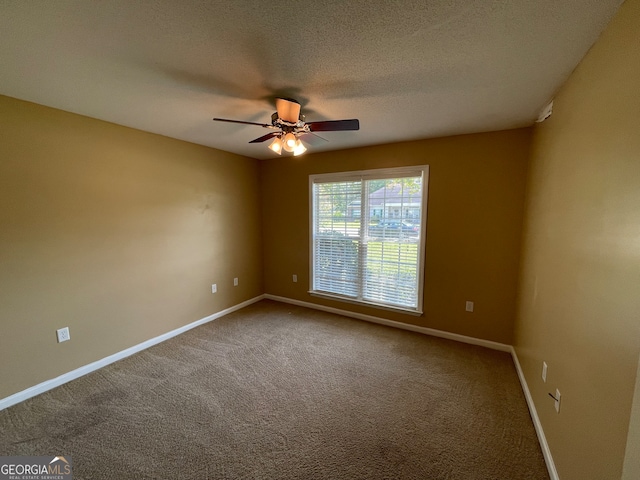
[56,327,71,343]
[292,274,298,283]
[233,277,238,286]
[554,389,561,413]
[211,284,217,293]
[465,301,474,312]
[542,362,548,382]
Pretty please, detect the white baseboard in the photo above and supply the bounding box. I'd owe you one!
[0,295,265,412]
[265,294,558,477]
[1,292,558,480]
[510,347,559,480]
[270,295,558,479]
[264,294,511,352]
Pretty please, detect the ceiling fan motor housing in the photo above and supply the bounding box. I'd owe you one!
[213,97,359,150]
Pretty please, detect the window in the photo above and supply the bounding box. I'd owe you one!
[310,166,429,314]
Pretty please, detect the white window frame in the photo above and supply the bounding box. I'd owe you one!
[309,165,429,315]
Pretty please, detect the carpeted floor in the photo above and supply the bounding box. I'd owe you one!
[0,300,549,479]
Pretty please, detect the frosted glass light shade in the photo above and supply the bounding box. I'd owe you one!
[268,137,283,154]
[283,133,297,152]
[293,140,307,156]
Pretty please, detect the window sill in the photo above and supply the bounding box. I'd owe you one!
[308,291,423,316]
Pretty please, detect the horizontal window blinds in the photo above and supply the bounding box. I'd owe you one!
[313,180,362,298]
[311,167,428,312]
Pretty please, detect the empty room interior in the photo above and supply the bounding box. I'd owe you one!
[0,1,638,479]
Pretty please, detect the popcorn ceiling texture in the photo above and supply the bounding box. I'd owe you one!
[0,0,622,158]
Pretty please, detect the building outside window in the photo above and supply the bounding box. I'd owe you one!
[310,165,429,313]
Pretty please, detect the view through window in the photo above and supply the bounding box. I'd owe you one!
[310,166,428,312]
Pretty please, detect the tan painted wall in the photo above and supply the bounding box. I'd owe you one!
[0,95,262,399]
[261,129,531,345]
[622,360,640,480]
[514,0,640,478]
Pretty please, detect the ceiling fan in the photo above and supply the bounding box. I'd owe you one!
[213,98,359,156]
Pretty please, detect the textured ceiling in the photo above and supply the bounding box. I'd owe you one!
[0,0,623,159]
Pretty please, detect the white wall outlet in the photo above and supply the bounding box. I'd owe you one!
[554,389,561,413]
[465,301,474,312]
[542,361,548,382]
[211,284,217,293]
[233,277,238,286]
[57,327,70,343]
[292,274,298,283]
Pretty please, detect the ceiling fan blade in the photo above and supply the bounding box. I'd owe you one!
[276,98,301,123]
[299,132,328,146]
[249,132,280,143]
[307,119,360,132]
[213,117,272,128]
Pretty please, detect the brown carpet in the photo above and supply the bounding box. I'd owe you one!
[0,300,549,479]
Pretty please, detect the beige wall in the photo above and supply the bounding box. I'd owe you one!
[0,95,262,399]
[623,360,640,480]
[3,5,637,476]
[514,0,640,478]
[261,129,531,344]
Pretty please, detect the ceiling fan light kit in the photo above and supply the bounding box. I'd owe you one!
[292,139,307,156]
[268,137,283,155]
[213,98,359,157]
[267,135,307,156]
[283,132,297,151]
